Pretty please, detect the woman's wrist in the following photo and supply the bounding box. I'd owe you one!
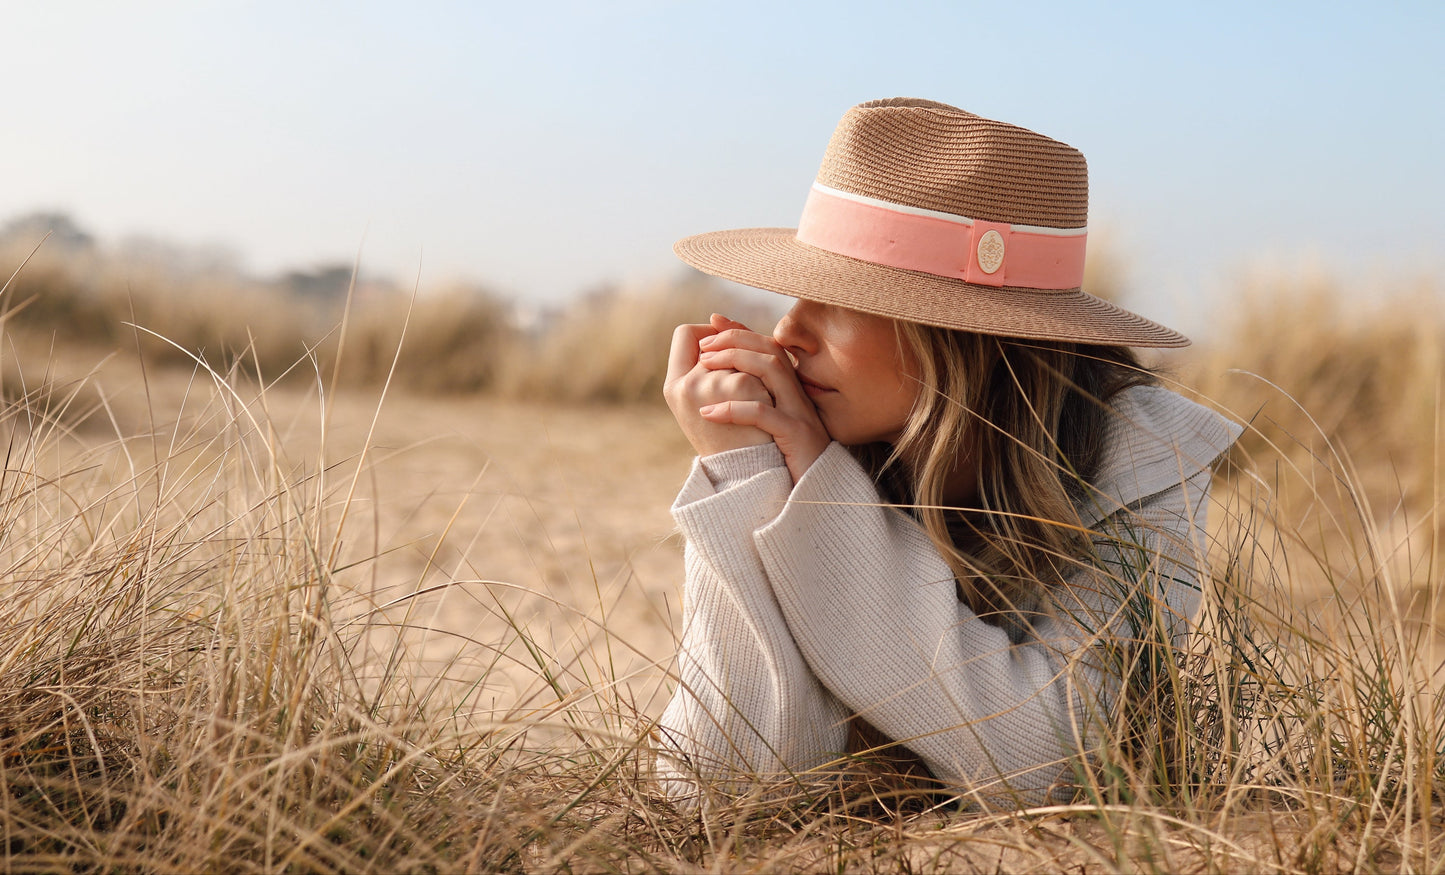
[699,443,786,489]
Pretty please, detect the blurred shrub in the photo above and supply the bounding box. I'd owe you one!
[1,229,516,396]
[334,285,516,393]
[3,240,323,372]
[1181,268,1443,527]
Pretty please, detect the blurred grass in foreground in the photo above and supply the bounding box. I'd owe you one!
[0,233,1441,871]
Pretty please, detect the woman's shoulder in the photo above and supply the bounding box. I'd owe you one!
[1078,386,1243,525]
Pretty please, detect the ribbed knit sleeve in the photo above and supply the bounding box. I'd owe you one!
[656,444,851,798]
[657,388,1237,808]
[753,443,1214,808]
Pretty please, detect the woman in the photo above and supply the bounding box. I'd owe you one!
[656,98,1240,809]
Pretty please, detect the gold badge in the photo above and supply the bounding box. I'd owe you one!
[976,229,1005,275]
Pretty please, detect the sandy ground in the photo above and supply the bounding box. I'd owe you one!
[33,344,699,727]
[320,387,699,723]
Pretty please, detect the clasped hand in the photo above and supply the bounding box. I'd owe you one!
[664,314,831,483]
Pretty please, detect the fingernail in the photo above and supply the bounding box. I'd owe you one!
[698,404,717,415]
[698,336,717,348]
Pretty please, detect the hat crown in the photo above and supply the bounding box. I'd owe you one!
[671,97,1190,348]
[816,98,1089,229]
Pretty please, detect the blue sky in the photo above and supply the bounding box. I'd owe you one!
[5,1,1442,336]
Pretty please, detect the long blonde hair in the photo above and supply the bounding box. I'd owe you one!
[852,325,1154,633]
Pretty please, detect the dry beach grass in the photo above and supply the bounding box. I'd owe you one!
[0,241,1440,871]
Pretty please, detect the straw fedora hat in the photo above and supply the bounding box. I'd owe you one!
[674,97,1188,348]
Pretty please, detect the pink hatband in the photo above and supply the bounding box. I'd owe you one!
[795,183,1088,290]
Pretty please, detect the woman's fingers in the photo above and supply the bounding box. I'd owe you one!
[698,327,780,356]
[669,361,773,418]
[697,347,808,413]
[665,322,780,457]
[698,400,828,482]
[666,323,716,385]
[667,317,761,391]
[694,326,833,477]
[665,316,830,470]
[698,400,781,428]
[709,313,751,333]
[698,327,809,390]
[695,322,814,411]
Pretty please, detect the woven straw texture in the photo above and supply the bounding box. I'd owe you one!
[675,98,1189,348]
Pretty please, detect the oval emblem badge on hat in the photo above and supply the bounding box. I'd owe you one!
[977,229,1005,275]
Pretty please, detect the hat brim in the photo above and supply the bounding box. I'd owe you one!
[675,228,1189,348]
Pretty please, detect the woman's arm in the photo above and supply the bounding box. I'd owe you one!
[655,443,852,798]
[658,316,849,796]
[750,443,1213,809]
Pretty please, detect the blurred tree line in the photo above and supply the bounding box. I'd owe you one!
[0,211,755,402]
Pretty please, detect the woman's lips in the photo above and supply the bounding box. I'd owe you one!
[798,375,834,397]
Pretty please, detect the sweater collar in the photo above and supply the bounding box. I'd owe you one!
[1074,386,1243,528]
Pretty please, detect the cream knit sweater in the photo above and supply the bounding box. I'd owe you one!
[656,386,1242,808]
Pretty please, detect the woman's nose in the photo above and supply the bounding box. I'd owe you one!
[773,300,817,355]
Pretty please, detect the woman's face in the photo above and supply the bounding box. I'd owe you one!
[772,300,921,446]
